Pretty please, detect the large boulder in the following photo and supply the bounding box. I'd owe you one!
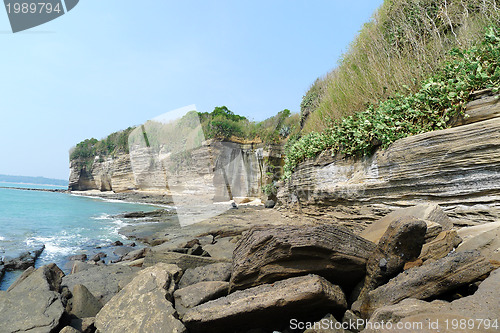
[365,268,500,332]
[0,264,65,333]
[419,230,462,262]
[3,245,45,271]
[357,217,427,302]
[143,251,228,270]
[360,204,452,244]
[230,224,375,291]
[361,251,493,318]
[456,225,500,261]
[62,264,140,305]
[183,274,348,333]
[95,263,186,333]
[178,262,232,289]
[174,281,229,318]
[303,313,350,333]
[69,284,103,318]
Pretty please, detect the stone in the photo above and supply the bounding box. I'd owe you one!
[343,310,363,333]
[70,317,96,333]
[112,246,134,258]
[174,281,229,318]
[419,230,462,262]
[0,264,65,333]
[360,205,451,244]
[357,217,427,302]
[456,225,500,261]
[179,262,232,288]
[111,240,123,246]
[360,251,494,318]
[303,314,350,333]
[69,254,88,262]
[423,221,443,243]
[278,115,500,228]
[230,224,375,291]
[119,247,147,262]
[202,237,237,260]
[71,261,95,274]
[3,244,46,271]
[60,326,81,333]
[62,264,140,305]
[143,250,229,270]
[69,284,103,318]
[95,263,186,333]
[265,200,276,208]
[90,252,107,262]
[183,274,348,333]
[403,259,423,270]
[457,221,500,242]
[365,268,500,332]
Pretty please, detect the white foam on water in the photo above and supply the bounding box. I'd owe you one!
[0,236,5,241]
[26,235,86,260]
[93,213,112,220]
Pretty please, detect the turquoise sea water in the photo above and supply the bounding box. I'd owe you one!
[0,182,164,289]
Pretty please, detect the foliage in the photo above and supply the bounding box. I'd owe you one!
[301,0,500,132]
[69,127,135,168]
[283,27,500,179]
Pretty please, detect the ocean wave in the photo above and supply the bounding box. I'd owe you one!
[92,213,112,220]
[26,235,85,259]
[0,236,5,241]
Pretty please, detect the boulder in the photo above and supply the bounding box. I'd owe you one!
[419,230,462,262]
[60,326,81,333]
[3,244,45,270]
[457,221,500,242]
[179,262,232,288]
[230,224,375,291]
[143,250,228,270]
[183,274,348,333]
[95,263,186,333]
[90,252,107,262]
[71,261,95,274]
[361,251,493,318]
[365,268,500,332]
[62,264,140,305]
[119,247,147,262]
[69,284,103,318]
[174,281,229,318]
[303,313,350,333]
[356,217,427,302]
[202,237,236,260]
[112,246,134,258]
[70,317,96,333]
[456,225,500,261]
[0,264,65,333]
[265,200,276,208]
[360,204,452,244]
[68,254,88,262]
[423,221,443,243]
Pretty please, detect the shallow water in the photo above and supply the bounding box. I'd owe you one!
[0,182,171,290]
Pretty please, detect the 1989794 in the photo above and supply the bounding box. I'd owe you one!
[5,2,62,14]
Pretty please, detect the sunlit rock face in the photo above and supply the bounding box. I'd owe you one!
[278,94,500,231]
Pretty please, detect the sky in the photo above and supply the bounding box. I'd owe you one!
[0,0,383,180]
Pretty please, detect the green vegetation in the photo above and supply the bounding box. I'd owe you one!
[283,27,500,179]
[301,0,500,132]
[70,127,135,168]
[199,106,299,143]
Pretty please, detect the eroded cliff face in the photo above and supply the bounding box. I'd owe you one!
[277,91,500,231]
[69,140,283,202]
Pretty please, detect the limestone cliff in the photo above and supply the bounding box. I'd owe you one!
[277,91,500,230]
[69,139,283,202]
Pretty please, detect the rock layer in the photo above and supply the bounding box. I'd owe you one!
[230,224,376,291]
[278,99,500,229]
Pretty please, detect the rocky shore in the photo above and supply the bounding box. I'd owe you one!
[0,201,498,333]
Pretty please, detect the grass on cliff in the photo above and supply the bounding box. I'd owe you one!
[283,26,500,179]
[301,0,500,132]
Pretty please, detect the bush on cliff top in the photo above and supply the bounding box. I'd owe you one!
[301,0,500,132]
[283,27,500,179]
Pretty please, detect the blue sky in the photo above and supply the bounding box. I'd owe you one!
[0,0,383,180]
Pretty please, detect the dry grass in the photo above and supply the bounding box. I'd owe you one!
[302,0,500,133]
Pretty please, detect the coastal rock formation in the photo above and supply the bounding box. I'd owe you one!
[68,284,103,318]
[0,264,65,333]
[95,263,186,333]
[418,230,462,262]
[178,262,232,289]
[230,224,376,291]
[361,251,494,318]
[69,140,283,202]
[183,274,348,333]
[62,264,140,305]
[278,96,500,229]
[174,281,229,318]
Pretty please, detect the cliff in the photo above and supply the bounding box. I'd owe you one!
[69,139,283,202]
[278,90,500,231]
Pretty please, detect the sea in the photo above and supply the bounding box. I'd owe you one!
[0,182,165,290]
